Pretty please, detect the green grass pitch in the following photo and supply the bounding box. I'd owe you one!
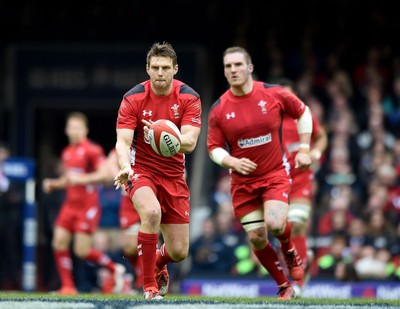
[0,292,400,308]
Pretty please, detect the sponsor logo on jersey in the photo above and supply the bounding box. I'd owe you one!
[142,110,152,116]
[237,133,271,148]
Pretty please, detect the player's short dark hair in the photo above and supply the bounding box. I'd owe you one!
[223,46,252,65]
[147,42,177,66]
[66,111,89,128]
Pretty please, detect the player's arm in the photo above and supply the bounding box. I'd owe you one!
[42,174,68,193]
[295,106,313,169]
[310,126,328,162]
[68,150,119,185]
[209,148,257,175]
[114,128,134,189]
[67,161,112,185]
[179,124,201,154]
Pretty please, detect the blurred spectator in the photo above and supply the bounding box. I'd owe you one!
[317,233,349,278]
[384,76,400,134]
[364,210,396,251]
[346,217,369,261]
[374,163,400,221]
[189,216,237,275]
[352,46,390,98]
[318,194,354,237]
[393,138,400,176]
[335,260,359,282]
[210,172,232,215]
[354,246,392,280]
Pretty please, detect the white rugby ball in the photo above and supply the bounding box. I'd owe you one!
[149,119,182,157]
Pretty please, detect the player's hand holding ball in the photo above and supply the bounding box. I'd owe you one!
[142,119,182,157]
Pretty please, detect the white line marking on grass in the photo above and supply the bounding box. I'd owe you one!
[0,301,95,309]
[130,304,395,309]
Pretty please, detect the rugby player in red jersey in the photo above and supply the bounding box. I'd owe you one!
[207,47,312,300]
[279,78,328,296]
[69,148,143,292]
[113,42,202,300]
[42,112,126,295]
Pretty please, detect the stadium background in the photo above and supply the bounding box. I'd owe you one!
[0,0,400,297]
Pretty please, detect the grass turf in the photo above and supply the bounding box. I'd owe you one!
[0,292,400,307]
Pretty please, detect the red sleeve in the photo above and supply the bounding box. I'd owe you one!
[278,88,307,120]
[116,97,137,130]
[181,96,202,128]
[207,106,226,152]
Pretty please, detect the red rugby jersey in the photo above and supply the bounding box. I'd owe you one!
[116,79,202,178]
[207,81,307,184]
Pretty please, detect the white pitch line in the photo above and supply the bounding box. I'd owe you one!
[0,301,95,309]
[131,304,394,309]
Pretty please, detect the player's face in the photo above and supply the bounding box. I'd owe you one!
[223,52,253,87]
[147,56,178,94]
[65,118,88,145]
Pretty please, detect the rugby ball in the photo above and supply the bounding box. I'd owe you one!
[149,119,182,157]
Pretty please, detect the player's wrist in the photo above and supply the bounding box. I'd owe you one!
[121,163,131,170]
[299,143,310,150]
[310,149,322,160]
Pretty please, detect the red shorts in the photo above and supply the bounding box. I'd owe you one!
[289,168,313,200]
[231,172,290,219]
[55,198,101,234]
[119,192,140,229]
[125,168,190,224]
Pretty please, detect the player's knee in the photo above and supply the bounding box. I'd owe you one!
[288,203,310,225]
[247,228,268,249]
[265,217,285,231]
[142,207,162,222]
[73,245,90,259]
[169,248,188,262]
[289,221,303,235]
[52,238,68,251]
[123,243,137,256]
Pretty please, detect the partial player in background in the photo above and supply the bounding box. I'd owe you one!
[279,78,328,296]
[68,148,143,292]
[113,42,202,300]
[42,112,126,295]
[207,46,313,300]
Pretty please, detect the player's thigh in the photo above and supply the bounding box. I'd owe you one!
[160,223,189,260]
[73,232,93,257]
[132,186,161,216]
[52,226,72,249]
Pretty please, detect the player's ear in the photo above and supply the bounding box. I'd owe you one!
[248,64,254,73]
[174,64,179,75]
